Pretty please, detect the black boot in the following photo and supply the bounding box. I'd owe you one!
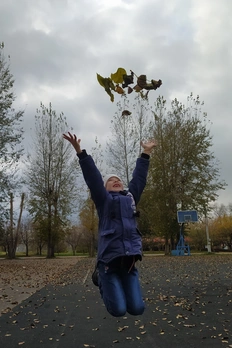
[91,267,99,287]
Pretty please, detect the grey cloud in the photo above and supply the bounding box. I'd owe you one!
[0,0,231,205]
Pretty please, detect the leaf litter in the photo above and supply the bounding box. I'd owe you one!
[1,255,232,346]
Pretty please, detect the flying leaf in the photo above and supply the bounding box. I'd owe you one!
[122,72,134,87]
[115,85,124,95]
[144,79,162,90]
[133,84,142,92]
[109,93,114,102]
[134,76,162,92]
[122,110,131,117]
[137,75,147,89]
[97,74,115,102]
[96,73,106,88]
[111,68,127,84]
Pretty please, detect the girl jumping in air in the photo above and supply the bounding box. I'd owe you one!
[63,132,157,317]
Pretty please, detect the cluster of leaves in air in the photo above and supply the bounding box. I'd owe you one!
[97,68,162,102]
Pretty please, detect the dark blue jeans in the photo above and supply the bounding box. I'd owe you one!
[98,261,145,317]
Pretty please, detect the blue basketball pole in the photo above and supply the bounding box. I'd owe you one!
[175,223,190,256]
[171,210,197,256]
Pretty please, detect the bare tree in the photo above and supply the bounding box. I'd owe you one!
[33,219,46,255]
[0,43,24,229]
[20,217,34,256]
[6,192,25,259]
[65,225,83,255]
[106,97,138,186]
[26,103,80,258]
[106,96,151,186]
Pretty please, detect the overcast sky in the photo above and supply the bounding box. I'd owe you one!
[0,0,231,206]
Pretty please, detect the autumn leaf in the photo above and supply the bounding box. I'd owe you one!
[115,85,124,95]
[111,68,127,84]
[122,72,134,87]
[137,75,147,89]
[96,73,106,88]
[96,73,115,102]
[133,84,142,92]
[134,75,162,92]
[144,79,162,90]
[118,325,129,332]
[121,110,131,117]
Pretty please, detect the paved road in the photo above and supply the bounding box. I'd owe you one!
[0,255,232,348]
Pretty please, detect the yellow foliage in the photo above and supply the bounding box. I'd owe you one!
[111,68,127,84]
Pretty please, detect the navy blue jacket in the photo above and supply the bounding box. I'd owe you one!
[78,150,150,264]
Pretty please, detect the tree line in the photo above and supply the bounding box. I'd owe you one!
[0,44,228,258]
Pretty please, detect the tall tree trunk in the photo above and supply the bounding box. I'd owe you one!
[7,192,14,258]
[26,243,29,257]
[164,238,170,255]
[7,193,25,259]
[15,193,25,250]
[47,199,55,258]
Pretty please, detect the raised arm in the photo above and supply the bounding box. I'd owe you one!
[63,132,107,207]
[128,139,158,204]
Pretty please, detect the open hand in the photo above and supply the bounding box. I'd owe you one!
[63,132,82,154]
[141,140,157,155]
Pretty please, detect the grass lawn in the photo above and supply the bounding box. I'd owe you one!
[0,251,88,258]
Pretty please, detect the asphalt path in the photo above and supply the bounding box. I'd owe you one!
[0,255,232,348]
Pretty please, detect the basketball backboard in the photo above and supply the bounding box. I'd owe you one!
[177,210,198,223]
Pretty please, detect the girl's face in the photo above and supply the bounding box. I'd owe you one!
[105,176,124,192]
